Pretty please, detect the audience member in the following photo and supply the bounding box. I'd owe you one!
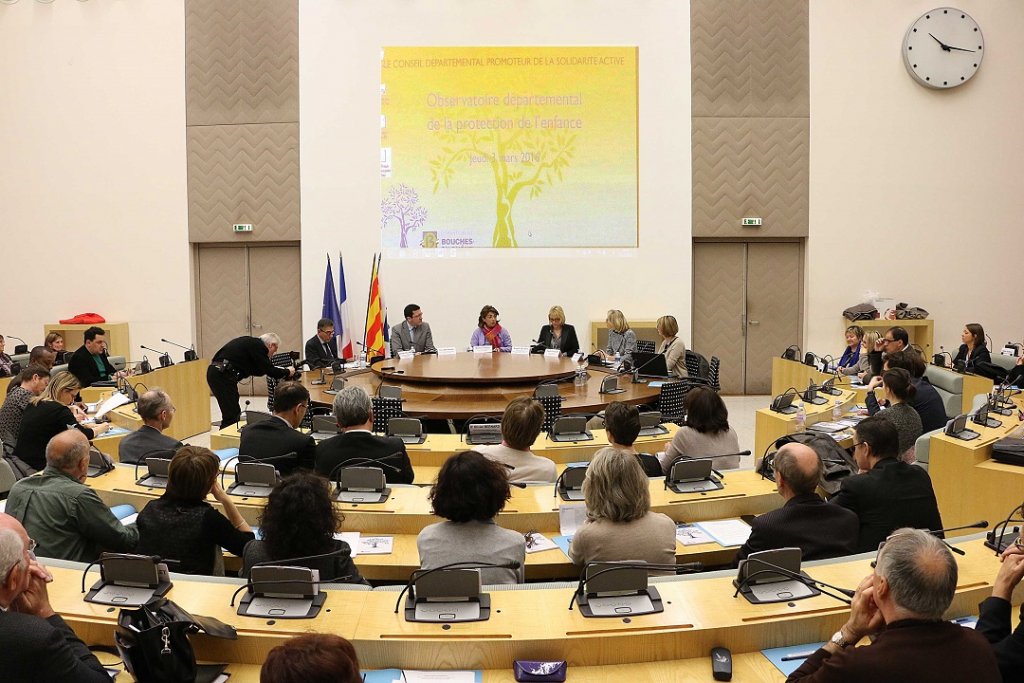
[0,513,110,682]
[853,331,880,380]
[976,536,1024,680]
[117,388,183,464]
[44,332,67,365]
[242,472,365,584]
[953,322,991,371]
[787,529,999,682]
[534,305,580,356]
[603,401,662,476]
[28,346,57,372]
[314,386,414,484]
[15,371,109,472]
[0,364,50,448]
[390,303,436,357]
[831,416,942,553]
[66,326,120,388]
[835,325,864,375]
[871,349,947,433]
[136,446,253,576]
[304,317,340,369]
[656,315,687,378]
[418,450,524,584]
[866,368,922,462]
[470,304,512,352]
[260,633,361,683]
[569,447,676,568]
[238,381,315,474]
[207,333,299,429]
[659,386,742,472]
[0,335,14,378]
[596,309,636,363]
[476,397,556,482]
[7,431,138,562]
[865,326,909,379]
[736,443,858,562]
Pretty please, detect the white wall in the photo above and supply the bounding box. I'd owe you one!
[807,1,1024,357]
[299,0,692,354]
[0,1,190,361]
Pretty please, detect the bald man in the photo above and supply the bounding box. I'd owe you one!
[6,430,138,562]
[737,443,859,562]
[0,513,109,681]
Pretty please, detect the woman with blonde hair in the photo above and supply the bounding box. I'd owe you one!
[656,315,687,378]
[533,305,579,356]
[854,330,881,380]
[15,371,109,471]
[596,309,637,363]
[568,447,676,567]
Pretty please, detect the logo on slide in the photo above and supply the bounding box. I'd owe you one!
[419,231,438,249]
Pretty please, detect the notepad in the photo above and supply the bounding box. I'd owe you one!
[762,642,827,676]
[693,519,752,547]
[676,523,712,546]
[524,532,558,554]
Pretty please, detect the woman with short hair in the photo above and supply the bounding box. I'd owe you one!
[656,315,687,378]
[242,472,366,584]
[470,305,512,352]
[15,371,109,471]
[534,305,580,356]
[568,447,676,567]
[260,633,361,683]
[659,386,743,472]
[136,446,253,575]
[837,325,864,374]
[417,450,525,584]
[597,309,636,363]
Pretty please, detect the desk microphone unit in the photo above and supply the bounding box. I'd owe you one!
[161,338,199,362]
[554,465,587,501]
[802,381,827,406]
[234,566,326,619]
[972,404,1003,429]
[242,410,273,426]
[987,505,1024,554]
[570,561,698,618]
[333,464,392,504]
[135,456,173,488]
[769,391,799,414]
[664,457,725,494]
[820,377,842,396]
[227,462,281,498]
[781,345,801,361]
[944,414,980,441]
[395,562,520,623]
[638,411,668,437]
[82,553,172,607]
[87,448,115,478]
[387,417,426,445]
[550,415,592,443]
[733,548,821,605]
[467,422,502,445]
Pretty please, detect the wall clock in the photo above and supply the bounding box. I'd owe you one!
[903,7,984,89]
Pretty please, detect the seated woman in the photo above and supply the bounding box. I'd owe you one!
[656,315,687,378]
[855,331,881,381]
[261,634,361,683]
[44,332,68,366]
[242,472,366,584]
[417,450,525,584]
[603,401,663,477]
[596,309,636,364]
[470,305,511,352]
[568,447,676,567]
[0,335,14,378]
[836,325,864,375]
[953,323,992,371]
[873,368,923,463]
[534,305,579,356]
[658,386,742,473]
[15,371,110,472]
[136,446,254,575]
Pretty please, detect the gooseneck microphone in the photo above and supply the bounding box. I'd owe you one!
[392,560,522,614]
[733,558,854,605]
[569,561,703,610]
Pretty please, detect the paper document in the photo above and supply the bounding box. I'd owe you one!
[120,513,139,526]
[96,391,132,419]
[694,519,752,547]
[358,536,394,555]
[334,531,361,557]
[558,503,588,537]
[676,523,712,546]
[403,670,477,683]
[524,532,558,554]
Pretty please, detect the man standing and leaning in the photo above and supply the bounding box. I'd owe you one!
[207,333,299,429]
[390,304,436,357]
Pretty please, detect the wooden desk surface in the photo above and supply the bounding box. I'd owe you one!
[370,353,579,384]
[753,389,858,459]
[49,537,1003,670]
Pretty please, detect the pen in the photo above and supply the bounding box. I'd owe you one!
[781,650,818,661]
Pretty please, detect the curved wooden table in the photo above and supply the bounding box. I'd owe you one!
[303,355,661,418]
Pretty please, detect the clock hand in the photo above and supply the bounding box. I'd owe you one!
[946,45,976,53]
[928,32,952,51]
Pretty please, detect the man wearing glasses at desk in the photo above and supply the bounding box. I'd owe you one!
[862,326,909,381]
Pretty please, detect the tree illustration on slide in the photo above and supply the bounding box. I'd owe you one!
[428,120,576,247]
[381,184,428,248]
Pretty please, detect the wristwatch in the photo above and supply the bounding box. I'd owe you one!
[830,629,853,649]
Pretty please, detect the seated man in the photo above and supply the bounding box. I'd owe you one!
[0,364,50,448]
[315,386,414,484]
[6,430,138,562]
[118,388,183,464]
[477,397,556,483]
[238,381,316,474]
[604,401,662,477]
[29,346,57,372]
[304,318,340,369]
[863,325,909,380]
[67,326,120,387]
[831,416,942,553]
[736,443,858,562]
[788,529,999,682]
[0,513,110,682]
[390,303,436,357]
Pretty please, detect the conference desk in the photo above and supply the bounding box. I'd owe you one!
[99,359,212,440]
[49,535,1006,671]
[753,388,858,459]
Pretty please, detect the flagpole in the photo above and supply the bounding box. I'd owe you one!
[362,252,377,358]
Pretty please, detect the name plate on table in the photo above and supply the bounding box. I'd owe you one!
[397,350,415,360]
[572,351,585,362]
[473,345,494,354]
[436,347,457,356]
[511,346,531,355]
[544,348,561,358]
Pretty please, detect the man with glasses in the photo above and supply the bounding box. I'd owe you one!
[830,416,942,553]
[788,529,999,682]
[237,381,316,475]
[866,325,909,380]
[305,318,341,369]
[117,387,183,465]
[0,512,110,681]
[390,303,436,357]
[736,443,858,563]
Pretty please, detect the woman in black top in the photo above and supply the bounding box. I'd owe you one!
[533,305,580,356]
[136,446,254,576]
[953,323,992,371]
[242,472,366,585]
[15,371,109,471]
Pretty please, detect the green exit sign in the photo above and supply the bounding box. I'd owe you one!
[233,223,254,233]
[741,217,762,227]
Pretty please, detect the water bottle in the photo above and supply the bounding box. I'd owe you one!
[832,399,843,421]
[574,364,587,387]
[795,404,806,431]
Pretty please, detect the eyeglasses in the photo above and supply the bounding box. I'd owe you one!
[852,440,870,450]
[883,338,895,344]
[524,530,540,548]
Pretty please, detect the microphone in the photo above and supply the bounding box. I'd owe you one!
[140,345,174,368]
[5,335,28,355]
[392,560,522,614]
[553,464,588,498]
[327,453,404,485]
[664,452,750,482]
[569,561,703,610]
[781,345,801,361]
[733,558,854,605]
[923,521,988,556]
[161,338,198,361]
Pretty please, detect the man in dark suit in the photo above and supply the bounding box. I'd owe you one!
[67,326,120,387]
[737,443,858,562]
[389,303,436,357]
[206,333,299,428]
[0,512,110,682]
[117,388,183,464]
[304,318,340,369]
[238,381,316,474]
[864,350,947,433]
[315,385,414,484]
[831,416,942,553]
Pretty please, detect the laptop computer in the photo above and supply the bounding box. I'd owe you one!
[630,351,668,378]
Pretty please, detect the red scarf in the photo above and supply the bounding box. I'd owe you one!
[484,323,504,350]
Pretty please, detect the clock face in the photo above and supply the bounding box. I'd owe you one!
[903,7,984,89]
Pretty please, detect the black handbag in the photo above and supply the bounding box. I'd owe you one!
[115,597,235,683]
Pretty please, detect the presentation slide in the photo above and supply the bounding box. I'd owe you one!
[380,46,638,249]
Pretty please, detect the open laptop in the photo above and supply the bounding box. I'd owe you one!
[630,351,668,378]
